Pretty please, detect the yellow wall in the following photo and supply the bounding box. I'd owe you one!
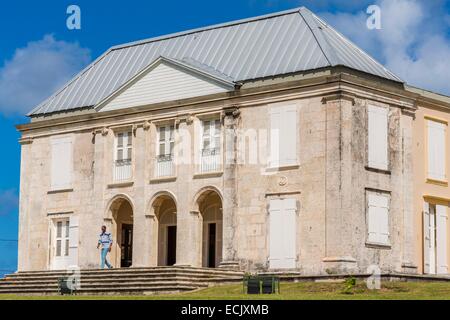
[413,104,450,273]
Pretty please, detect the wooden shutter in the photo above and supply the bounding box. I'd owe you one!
[269,105,297,167]
[283,198,297,268]
[68,216,79,267]
[436,205,448,274]
[423,202,431,274]
[158,126,174,156]
[269,109,281,167]
[51,136,73,190]
[269,199,283,268]
[367,193,390,245]
[282,106,297,166]
[368,105,388,170]
[427,120,446,181]
[269,198,297,269]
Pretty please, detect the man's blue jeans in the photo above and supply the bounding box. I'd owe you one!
[100,247,112,269]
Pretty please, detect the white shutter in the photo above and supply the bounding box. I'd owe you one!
[378,196,390,245]
[269,105,297,167]
[367,193,390,245]
[51,137,73,190]
[368,105,388,170]
[269,109,281,167]
[436,205,448,274]
[427,120,446,181]
[269,198,297,269]
[282,106,297,166]
[367,194,378,243]
[423,202,431,274]
[269,199,283,268]
[68,215,79,267]
[283,198,297,268]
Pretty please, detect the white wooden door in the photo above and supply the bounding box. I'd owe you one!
[436,205,448,274]
[52,219,70,270]
[269,198,297,269]
[424,203,437,274]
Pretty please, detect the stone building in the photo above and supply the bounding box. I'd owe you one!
[16,7,450,275]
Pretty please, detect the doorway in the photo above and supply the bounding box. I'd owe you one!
[167,225,177,266]
[207,223,217,268]
[121,224,133,268]
[198,190,222,268]
[108,196,134,268]
[424,202,448,274]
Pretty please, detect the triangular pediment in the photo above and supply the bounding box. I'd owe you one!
[97,57,234,111]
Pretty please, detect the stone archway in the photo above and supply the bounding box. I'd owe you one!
[194,188,223,268]
[149,192,177,266]
[107,195,134,268]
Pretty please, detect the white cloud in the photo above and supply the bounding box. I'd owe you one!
[0,189,18,216]
[319,0,450,95]
[0,34,91,115]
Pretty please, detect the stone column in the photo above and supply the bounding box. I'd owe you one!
[219,107,241,269]
[17,138,33,271]
[175,117,198,266]
[400,110,418,273]
[89,128,110,268]
[132,125,148,267]
[321,96,358,274]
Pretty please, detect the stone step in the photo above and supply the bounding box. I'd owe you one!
[0,276,242,286]
[0,284,199,295]
[0,267,244,295]
[5,267,243,278]
[2,274,242,284]
[0,280,209,289]
[4,270,242,279]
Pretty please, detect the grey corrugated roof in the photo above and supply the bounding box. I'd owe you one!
[28,7,402,116]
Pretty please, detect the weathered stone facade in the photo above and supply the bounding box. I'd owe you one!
[18,72,438,275]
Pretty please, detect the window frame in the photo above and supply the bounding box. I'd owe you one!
[426,117,448,184]
[365,190,391,248]
[366,104,389,172]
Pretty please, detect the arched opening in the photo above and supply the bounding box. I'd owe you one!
[151,194,177,266]
[196,189,223,268]
[108,196,134,268]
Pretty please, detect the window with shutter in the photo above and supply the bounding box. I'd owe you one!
[200,119,221,172]
[367,105,389,170]
[269,104,298,168]
[436,204,448,274]
[155,125,175,177]
[157,125,175,158]
[427,119,447,181]
[268,198,297,269]
[50,136,73,190]
[114,131,133,181]
[366,191,390,246]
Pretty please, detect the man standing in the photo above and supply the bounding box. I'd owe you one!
[97,225,113,269]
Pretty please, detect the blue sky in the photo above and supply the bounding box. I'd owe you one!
[0,0,449,275]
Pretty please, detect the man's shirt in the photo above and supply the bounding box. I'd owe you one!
[98,232,113,249]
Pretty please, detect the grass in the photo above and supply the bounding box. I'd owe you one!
[1,280,450,300]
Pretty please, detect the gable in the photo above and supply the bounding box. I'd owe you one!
[99,60,232,112]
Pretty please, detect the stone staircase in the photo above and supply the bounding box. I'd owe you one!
[0,266,244,295]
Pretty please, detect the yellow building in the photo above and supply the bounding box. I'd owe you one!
[410,86,450,274]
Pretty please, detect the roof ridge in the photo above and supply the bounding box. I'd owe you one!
[310,11,402,82]
[109,7,305,51]
[298,7,339,66]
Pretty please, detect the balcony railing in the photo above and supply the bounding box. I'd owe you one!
[114,159,132,181]
[201,148,221,173]
[155,154,174,177]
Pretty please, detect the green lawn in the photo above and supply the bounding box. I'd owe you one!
[1,280,450,300]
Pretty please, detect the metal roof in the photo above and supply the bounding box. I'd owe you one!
[28,7,402,116]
